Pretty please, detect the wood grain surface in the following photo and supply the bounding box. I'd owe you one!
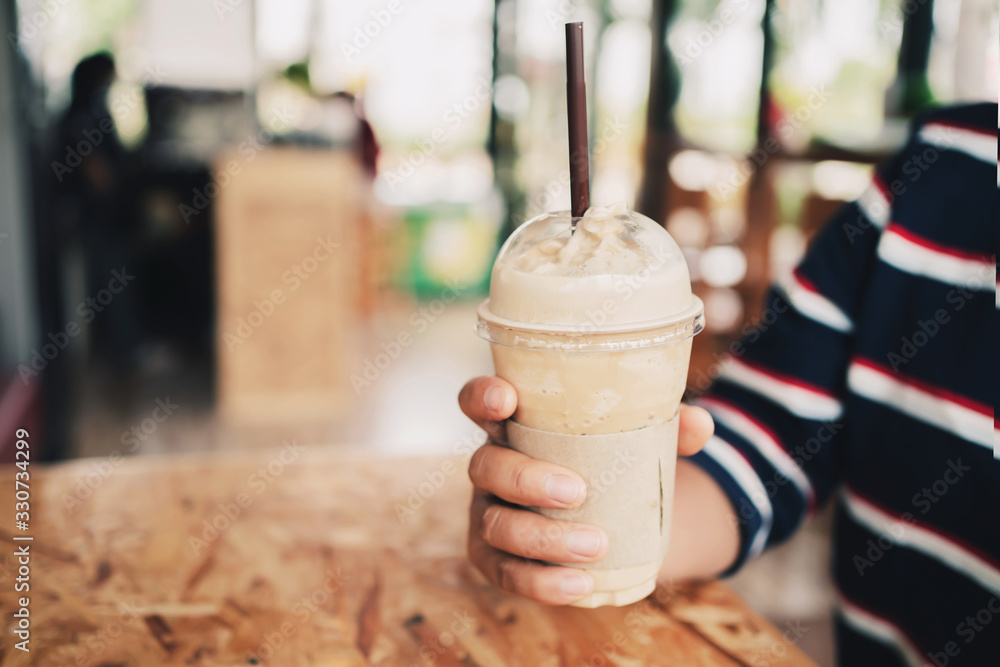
[0,445,815,666]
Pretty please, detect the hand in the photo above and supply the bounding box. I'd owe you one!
[459,375,715,605]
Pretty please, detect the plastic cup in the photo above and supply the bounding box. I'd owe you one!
[476,204,704,607]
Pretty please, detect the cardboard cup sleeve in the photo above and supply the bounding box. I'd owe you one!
[506,415,679,608]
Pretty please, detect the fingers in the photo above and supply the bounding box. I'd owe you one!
[469,443,586,509]
[467,499,595,606]
[678,405,714,456]
[459,376,517,426]
[459,376,517,443]
[479,502,608,563]
[478,548,595,605]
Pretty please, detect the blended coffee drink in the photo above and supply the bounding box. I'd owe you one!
[477,203,704,607]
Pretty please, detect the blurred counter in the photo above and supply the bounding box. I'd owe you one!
[214,147,366,424]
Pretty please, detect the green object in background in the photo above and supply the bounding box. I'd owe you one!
[896,72,935,117]
[396,205,497,299]
[283,61,312,91]
[891,0,937,117]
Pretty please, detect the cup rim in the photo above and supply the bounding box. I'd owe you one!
[476,296,705,352]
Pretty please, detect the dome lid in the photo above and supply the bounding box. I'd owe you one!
[477,204,704,350]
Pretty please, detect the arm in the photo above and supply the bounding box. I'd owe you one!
[679,165,895,572]
[659,459,742,580]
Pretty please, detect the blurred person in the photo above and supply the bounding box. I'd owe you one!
[459,102,997,667]
[274,62,379,175]
[290,89,380,177]
[51,52,139,370]
[326,91,379,178]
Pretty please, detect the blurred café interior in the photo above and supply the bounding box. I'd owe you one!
[0,0,996,662]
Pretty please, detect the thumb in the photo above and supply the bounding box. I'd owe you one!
[678,405,714,456]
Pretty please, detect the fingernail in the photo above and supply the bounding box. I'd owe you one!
[545,475,583,505]
[566,530,602,557]
[560,574,591,597]
[484,385,505,413]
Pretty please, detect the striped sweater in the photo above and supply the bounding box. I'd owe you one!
[689,103,998,667]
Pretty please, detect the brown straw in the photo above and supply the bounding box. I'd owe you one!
[565,22,590,223]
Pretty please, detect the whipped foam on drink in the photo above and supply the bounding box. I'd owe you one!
[478,205,703,434]
[488,203,692,328]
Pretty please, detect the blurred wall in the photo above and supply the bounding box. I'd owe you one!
[139,0,255,89]
[0,1,38,366]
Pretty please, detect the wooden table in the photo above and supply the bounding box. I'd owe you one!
[0,446,815,666]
